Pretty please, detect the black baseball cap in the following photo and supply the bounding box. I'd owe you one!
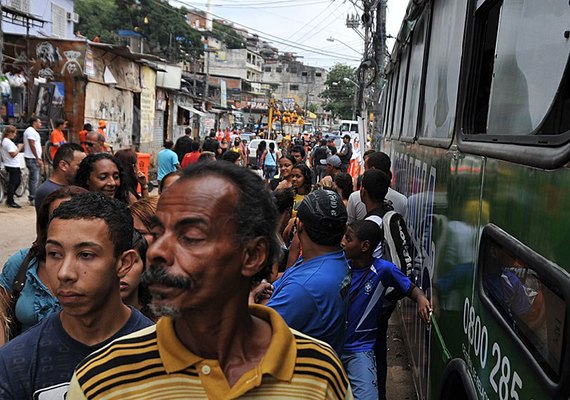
[297,189,347,233]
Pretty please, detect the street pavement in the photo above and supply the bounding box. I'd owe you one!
[0,202,36,267]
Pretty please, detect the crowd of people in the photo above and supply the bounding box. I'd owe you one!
[0,117,432,399]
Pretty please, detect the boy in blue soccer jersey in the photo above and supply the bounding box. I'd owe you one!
[341,220,432,399]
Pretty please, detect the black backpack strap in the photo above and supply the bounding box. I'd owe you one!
[11,250,34,298]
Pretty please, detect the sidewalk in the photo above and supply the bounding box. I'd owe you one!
[0,202,36,267]
[386,311,418,399]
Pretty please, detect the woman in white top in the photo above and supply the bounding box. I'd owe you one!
[1,125,24,208]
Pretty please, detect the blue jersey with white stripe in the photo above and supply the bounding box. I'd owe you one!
[343,258,412,353]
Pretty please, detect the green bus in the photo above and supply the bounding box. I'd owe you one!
[379,0,570,399]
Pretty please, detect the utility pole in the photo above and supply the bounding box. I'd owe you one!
[372,0,387,147]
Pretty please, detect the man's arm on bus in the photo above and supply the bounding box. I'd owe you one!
[408,286,432,325]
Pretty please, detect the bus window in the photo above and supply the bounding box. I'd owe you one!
[402,9,429,139]
[385,68,397,137]
[480,226,568,381]
[466,0,570,142]
[392,45,411,139]
[419,0,468,141]
[381,77,392,137]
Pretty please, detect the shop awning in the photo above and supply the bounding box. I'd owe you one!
[179,105,206,117]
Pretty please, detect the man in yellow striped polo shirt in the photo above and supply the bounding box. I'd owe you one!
[68,162,351,399]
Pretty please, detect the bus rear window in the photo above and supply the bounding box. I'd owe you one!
[480,227,566,379]
[465,0,570,143]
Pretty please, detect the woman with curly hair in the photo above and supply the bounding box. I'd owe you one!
[75,153,131,204]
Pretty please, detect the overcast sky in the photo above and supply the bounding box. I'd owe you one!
[169,0,407,69]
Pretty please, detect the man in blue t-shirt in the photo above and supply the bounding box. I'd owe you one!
[267,189,351,355]
[0,193,154,399]
[157,140,180,185]
[341,220,431,400]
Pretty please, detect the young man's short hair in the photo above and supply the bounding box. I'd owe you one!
[348,220,383,252]
[365,151,391,177]
[297,189,347,246]
[50,192,134,257]
[361,169,391,203]
[290,145,305,159]
[53,143,84,171]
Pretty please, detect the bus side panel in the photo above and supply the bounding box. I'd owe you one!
[388,142,481,399]
[465,158,570,400]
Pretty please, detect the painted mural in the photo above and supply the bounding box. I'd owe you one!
[85,83,133,150]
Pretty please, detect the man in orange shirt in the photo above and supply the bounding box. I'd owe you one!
[78,123,93,152]
[98,120,107,139]
[49,119,66,160]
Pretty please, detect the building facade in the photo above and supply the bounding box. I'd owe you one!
[2,0,77,39]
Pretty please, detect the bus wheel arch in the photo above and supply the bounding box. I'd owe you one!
[439,358,477,400]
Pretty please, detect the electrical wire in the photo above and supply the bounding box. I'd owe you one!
[182,0,330,7]
[283,0,344,45]
[164,0,361,61]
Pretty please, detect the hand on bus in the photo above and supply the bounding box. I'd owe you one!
[410,286,432,326]
[417,296,432,326]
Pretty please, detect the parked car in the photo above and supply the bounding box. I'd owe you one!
[248,139,277,167]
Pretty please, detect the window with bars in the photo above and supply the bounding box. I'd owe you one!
[51,3,66,38]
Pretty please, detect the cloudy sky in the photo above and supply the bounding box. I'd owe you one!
[170,0,407,69]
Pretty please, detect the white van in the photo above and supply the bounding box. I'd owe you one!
[339,120,359,135]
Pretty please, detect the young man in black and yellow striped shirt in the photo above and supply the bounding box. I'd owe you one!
[68,162,351,399]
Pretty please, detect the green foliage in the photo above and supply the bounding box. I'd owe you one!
[75,0,203,61]
[75,0,119,43]
[213,22,245,49]
[320,63,357,119]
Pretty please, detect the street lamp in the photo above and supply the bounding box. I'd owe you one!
[343,77,358,87]
[326,37,361,55]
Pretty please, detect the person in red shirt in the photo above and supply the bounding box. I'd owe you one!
[78,123,93,152]
[180,141,201,168]
[98,120,107,139]
[49,119,66,160]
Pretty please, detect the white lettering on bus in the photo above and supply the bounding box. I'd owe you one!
[463,297,524,400]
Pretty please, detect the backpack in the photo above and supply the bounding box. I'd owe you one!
[381,210,413,278]
[366,201,415,306]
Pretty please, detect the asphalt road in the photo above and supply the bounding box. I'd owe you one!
[0,202,417,399]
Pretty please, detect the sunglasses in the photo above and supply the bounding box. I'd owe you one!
[84,142,95,147]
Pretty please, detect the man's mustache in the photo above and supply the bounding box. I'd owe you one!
[141,263,193,290]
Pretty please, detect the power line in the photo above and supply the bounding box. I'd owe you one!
[183,0,330,7]
[165,0,361,61]
[284,1,343,45]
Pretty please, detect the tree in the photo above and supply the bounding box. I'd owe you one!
[213,22,245,49]
[75,0,119,43]
[319,63,357,119]
[75,0,203,62]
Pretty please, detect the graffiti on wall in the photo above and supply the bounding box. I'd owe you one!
[85,83,134,150]
[35,41,60,80]
[61,50,82,75]
[33,41,84,79]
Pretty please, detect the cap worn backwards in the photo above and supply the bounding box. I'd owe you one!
[326,155,341,168]
[297,189,347,232]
